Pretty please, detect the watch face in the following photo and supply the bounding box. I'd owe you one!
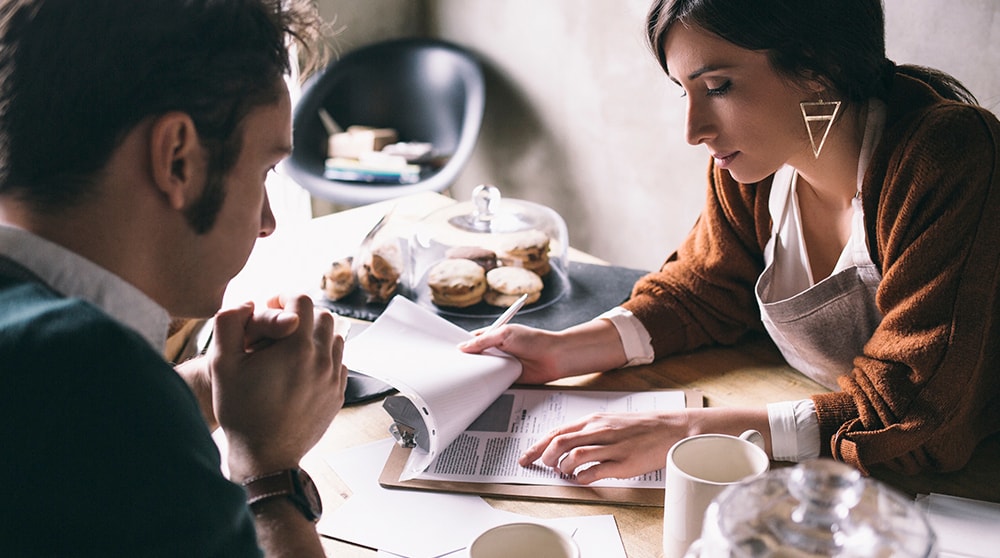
[295,469,323,522]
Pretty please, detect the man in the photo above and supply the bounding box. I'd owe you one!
[0,1,347,556]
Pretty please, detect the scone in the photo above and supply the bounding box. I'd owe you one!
[444,245,498,271]
[427,258,487,308]
[498,229,551,277]
[320,257,356,301]
[484,266,543,307]
[358,240,402,303]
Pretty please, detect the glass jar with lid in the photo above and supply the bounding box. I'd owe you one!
[407,184,570,318]
[686,458,937,558]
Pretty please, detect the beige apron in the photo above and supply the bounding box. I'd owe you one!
[755,103,885,390]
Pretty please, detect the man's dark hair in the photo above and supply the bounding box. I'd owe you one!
[0,0,324,230]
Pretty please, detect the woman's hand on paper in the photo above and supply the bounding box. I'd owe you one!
[518,410,697,483]
[519,407,773,484]
[208,293,349,480]
[458,319,629,384]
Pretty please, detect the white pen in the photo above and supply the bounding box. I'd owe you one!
[482,293,529,335]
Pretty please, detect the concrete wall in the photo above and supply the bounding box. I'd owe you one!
[314,0,1000,270]
[316,0,425,54]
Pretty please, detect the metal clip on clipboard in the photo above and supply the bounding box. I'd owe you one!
[388,421,418,448]
[383,395,429,451]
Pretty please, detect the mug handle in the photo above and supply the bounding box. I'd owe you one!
[739,429,765,450]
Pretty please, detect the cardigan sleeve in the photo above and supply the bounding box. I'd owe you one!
[813,102,1000,475]
[622,160,772,356]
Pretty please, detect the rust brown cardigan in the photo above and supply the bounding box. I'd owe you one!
[623,73,1000,475]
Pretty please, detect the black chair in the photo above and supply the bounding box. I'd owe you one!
[283,38,486,207]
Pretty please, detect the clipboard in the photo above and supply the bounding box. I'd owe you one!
[378,388,704,507]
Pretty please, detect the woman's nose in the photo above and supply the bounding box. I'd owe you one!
[685,98,715,146]
[259,192,276,238]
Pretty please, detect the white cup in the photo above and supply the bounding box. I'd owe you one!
[662,430,770,558]
[468,522,579,558]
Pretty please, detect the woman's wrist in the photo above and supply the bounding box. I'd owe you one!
[596,307,655,367]
[552,319,630,376]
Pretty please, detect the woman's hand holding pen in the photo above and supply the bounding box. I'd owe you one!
[459,323,570,384]
[458,317,630,384]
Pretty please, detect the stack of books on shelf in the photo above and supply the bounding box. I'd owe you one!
[324,125,433,185]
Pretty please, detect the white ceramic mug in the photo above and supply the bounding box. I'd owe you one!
[468,522,579,558]
[662,430,770,558]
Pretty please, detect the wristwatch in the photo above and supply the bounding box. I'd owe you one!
[241,468,322,523]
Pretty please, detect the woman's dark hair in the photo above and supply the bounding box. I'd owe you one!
[646,0,977,107]
[0,0,326,225]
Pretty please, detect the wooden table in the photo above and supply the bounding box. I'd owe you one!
[227,192,1000,558]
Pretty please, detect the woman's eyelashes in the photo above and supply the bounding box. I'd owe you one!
[673,79,733,98]
[706,80,732,96]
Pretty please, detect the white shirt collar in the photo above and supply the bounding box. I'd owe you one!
[764,100,887,298]
[0,224,170,353]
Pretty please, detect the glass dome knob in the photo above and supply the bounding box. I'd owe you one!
[471,184,501,225]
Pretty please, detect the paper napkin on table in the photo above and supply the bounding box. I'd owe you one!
[916,493,1000,558]
[321,438,627,558]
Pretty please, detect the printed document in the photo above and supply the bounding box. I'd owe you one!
[415,387,683,488]
[343,296,685,486]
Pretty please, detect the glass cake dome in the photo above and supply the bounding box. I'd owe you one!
[407,184,570,318]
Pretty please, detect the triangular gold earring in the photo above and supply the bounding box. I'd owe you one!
[800,99,842,158]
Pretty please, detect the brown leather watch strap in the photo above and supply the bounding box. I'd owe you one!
[242,469,298,505]
[240,468,322,522]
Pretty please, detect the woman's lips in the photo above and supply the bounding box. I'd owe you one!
[712,151,739,169]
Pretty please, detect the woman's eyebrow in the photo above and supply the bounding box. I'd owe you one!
[687,65,725,80]
[667,64,726,85]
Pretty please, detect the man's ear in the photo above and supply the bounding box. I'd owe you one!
[149,112,204,211]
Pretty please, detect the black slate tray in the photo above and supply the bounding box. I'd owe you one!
[317,261,650,332]
[328,261,650,405]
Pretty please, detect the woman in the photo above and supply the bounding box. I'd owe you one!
[459,0,1000,484]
